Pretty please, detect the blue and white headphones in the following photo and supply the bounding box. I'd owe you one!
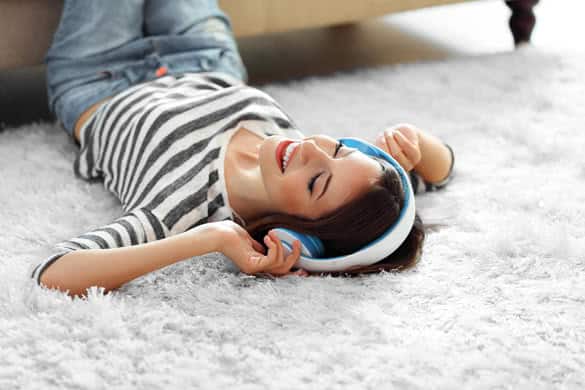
[272,137,416,272]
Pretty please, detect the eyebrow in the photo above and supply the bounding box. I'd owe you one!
[317,149,358,200]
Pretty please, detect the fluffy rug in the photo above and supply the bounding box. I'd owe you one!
[1,46,584,389]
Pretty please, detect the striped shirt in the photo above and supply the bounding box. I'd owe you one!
[31,71,454,286]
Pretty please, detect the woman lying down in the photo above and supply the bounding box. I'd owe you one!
[31,0,454,297]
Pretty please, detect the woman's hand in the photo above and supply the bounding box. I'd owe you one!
[210,221,309,277]
[374,123,422,171]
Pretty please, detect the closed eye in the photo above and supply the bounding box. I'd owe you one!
[308,141,343,194]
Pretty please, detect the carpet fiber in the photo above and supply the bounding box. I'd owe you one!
[1,47,584,389]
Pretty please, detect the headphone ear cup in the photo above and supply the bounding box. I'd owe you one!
[271,228,325,258]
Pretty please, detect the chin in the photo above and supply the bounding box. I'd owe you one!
[260,135,284,176]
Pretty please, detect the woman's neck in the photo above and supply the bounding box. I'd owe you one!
[223,127,270,226]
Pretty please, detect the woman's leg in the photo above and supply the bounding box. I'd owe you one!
[144,0,229,36]
[143,0,248,83]
[46,0,145,137]
[48,0,144,60]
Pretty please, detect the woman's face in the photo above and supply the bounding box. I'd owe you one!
[258,134,383,219]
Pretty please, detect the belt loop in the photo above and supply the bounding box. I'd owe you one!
[123,68,141,84]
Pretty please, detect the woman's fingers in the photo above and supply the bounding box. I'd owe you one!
[384,131,413,171]
[269,231,286,267]
[281,268,310,278]
[283,239,301,268]
[272,238,302,275]
[262,232,300,275]
[374,132,388,151]
[292,268,309,277]
[248,236,305,277]
[265,232,287,268]
[258,234,277,270]
[269,231,283,265]
[250,237,266,254]
[246,232,303,276]
[392,124,419,143]
[393,131,421,167]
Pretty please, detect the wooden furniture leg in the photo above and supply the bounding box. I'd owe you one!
[505,0,540,45]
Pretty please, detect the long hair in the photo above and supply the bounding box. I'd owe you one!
[245,156,425,276]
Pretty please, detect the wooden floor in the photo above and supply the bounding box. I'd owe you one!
[0,0,579,128]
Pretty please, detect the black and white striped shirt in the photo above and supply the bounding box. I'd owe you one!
[31,71,454,286]
[31,72,304,285]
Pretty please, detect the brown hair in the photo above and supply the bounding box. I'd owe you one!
[245,156,425,276]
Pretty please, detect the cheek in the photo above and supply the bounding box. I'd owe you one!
[276,175,307,214]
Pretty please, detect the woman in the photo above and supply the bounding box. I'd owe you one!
[32,0,455,297]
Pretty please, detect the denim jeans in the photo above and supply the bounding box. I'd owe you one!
[46,0,248,137]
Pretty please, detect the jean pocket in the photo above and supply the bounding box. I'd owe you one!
[48,68,117,113]
[48,69,113,108]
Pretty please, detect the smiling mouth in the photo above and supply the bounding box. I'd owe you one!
[276,140,299,173]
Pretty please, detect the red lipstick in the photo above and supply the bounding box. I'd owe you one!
[275,140,295,173]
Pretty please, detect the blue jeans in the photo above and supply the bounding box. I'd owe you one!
[46,0,248,137]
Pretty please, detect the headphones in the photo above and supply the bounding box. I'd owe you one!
[271,137,416,272]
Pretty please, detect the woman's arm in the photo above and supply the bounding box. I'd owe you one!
[413,129,454,184]
[40,223,220,297]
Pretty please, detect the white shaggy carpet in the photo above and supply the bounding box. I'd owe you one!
[1,46,584,389]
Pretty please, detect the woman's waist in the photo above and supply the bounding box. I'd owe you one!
[75,97,113,142]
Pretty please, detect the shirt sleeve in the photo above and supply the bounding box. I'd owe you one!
[30,207,169,287]
[409,143,455,194]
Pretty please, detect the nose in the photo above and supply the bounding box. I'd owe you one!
[299,139,326,164]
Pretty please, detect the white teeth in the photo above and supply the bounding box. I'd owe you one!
[282,142,298,171]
